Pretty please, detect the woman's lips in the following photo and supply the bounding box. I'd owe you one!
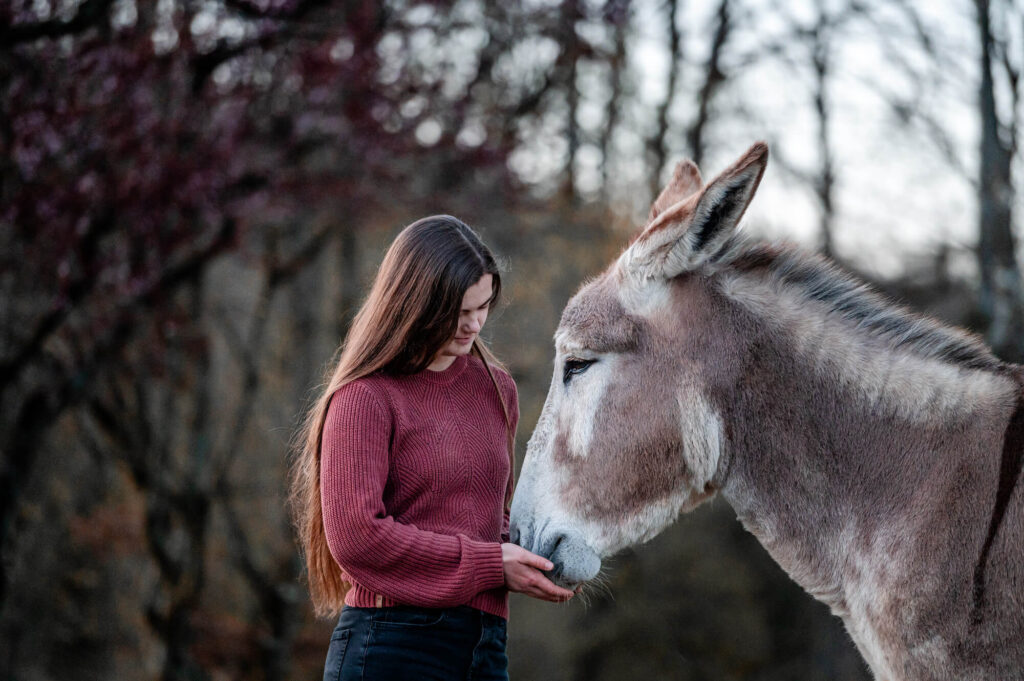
[454,335,474,345]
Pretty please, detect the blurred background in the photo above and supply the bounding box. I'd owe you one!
[2,0,1022,679]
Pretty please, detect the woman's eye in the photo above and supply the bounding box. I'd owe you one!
[563,357,597,385]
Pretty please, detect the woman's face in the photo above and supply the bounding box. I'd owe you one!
[433,274,493,366]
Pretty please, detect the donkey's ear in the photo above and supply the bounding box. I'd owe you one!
[647,159,704,224]
[624,142,768,280]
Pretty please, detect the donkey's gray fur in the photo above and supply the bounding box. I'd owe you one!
[722,241,1001,371]
[510,143,1024,681]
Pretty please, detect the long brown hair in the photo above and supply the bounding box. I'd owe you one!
[290,215,514,617]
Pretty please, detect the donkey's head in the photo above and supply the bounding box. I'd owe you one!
[510,143,769,588]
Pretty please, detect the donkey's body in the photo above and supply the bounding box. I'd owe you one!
[510,144,1024,680]
[688,249,1023,678]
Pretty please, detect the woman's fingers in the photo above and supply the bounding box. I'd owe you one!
[524,552,554,572]
[530,575,575,601]
[517,565,575,601]
[514,569,566,601]
[502,543,553,571]
[500,542,580,602]
[522,581,567,602]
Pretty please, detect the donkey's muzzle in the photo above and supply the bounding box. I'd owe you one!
[510,452,602,587]
[510,513,600,588]
[545,530,601,588]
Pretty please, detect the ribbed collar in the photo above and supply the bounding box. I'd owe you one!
[417,354,469,385]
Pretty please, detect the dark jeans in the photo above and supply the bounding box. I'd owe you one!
[323,605,508,681]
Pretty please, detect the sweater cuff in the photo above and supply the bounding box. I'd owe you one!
[464,537,505,593]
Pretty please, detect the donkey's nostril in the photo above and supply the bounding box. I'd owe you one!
[509,525,520,545]
[541,531,567,563]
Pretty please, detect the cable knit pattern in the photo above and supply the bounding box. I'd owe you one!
[321,354,519,619]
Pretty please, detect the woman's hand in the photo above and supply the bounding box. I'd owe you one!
[501,543,577,603]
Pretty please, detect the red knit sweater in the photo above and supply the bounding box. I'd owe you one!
[321,354,518,619]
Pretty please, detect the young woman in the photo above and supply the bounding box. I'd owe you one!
[292,215,575,681]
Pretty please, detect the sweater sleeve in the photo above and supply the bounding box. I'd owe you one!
[501,509,511,545]
[321,381,505,607]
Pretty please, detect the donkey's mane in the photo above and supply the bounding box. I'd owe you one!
[718,239,1001,371]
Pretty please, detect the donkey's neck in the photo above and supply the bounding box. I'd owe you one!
[712,275,1015,616]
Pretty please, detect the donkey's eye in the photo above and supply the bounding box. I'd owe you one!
[563,357,597,385]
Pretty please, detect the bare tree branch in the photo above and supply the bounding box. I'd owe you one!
[649,0,682,199]
[687,0,731,168]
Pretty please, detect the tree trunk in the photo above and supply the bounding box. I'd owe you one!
[687,0,730,168]
[601,0,629,200]
[560,0,583,202]
[650,0,682,200]
[975,0,1024,362]
[813,6,836,258]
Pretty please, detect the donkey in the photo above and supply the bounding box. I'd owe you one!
[509,142,1024,680]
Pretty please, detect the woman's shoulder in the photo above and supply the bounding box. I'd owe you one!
[328,374,394,415]
[467,355,517,396]
[492,364,516,393]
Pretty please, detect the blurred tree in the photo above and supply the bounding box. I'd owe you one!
[807,3,838,259]
[848,0,1023,360]
[765,0,857,260]
[600,0,630,199]
[0,0,245,615]
[686,0,731,170]
[0,0,564,676]
[559,0,584,201]
[648,0,682,199]
[974,0,1023,362]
